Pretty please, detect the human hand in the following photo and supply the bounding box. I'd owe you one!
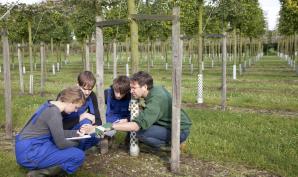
[77,129,86,136]
[80,124,95,134]
[95,123,113,138]
[95,126,105,138]
[80,112,95,124]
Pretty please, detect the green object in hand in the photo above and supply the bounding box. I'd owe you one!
[102,123,113,130]
[95,126,105,137]
[95,123,113,138]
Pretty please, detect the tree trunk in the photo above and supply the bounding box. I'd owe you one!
[40,42,45,97]
[221,32,227,111]
[197,2,203,104]
[128,0,139,74]
[85,39,90,71]
[28,21,33,73]
[113,39,117,79]
[233,29,237,79]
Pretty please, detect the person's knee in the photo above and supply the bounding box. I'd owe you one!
[72,148,85,164]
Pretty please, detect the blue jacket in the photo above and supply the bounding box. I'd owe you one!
[63,92,101,129]
[105,88,130,123]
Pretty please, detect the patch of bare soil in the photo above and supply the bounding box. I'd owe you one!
[82,144,280,177]
[0,133,281,177]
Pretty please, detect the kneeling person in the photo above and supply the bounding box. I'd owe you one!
[15,86,87,176]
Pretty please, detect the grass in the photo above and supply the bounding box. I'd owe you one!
[186,108,298,177]
[0,52,297,176]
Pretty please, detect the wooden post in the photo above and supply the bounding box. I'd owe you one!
[221,32,227,111]
[2,28,13,139]
[40,42,45,97]
[171,7,181,173]
[17,44,24,94]
[96,16,108,154]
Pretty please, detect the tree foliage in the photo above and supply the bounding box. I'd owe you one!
[0,0,267,44]
[278,0,298,35]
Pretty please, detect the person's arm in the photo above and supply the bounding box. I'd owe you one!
[112,121,140,131]
[81,119,139,134]
[132,95,163,130]
[46,110,79,149]
[90,92,102,126]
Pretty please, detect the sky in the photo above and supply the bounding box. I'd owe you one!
[0,0,281,31]
[0,0,44,4]
[259,0,281,30]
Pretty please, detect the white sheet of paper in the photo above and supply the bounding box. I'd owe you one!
[66,135,91,140]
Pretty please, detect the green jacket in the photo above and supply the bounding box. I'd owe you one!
[133,85,192,131]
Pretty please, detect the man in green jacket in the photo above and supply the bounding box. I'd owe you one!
[82,71,191,150]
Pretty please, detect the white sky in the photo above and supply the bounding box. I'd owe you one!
[259,0,281,30]
[1,0,281,31]
[0,0,44,4]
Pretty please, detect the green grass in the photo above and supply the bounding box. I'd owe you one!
[0,53,297,176]
[186,108,298,177]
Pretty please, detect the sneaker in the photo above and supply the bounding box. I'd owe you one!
[159,145,171,152]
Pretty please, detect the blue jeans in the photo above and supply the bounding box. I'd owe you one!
[136,125,189,149]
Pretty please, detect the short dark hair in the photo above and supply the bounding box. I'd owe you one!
[77,71,96,89]
[113,76,130,95]
[130,71,153,90]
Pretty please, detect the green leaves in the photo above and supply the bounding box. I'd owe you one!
[278,0,298,35]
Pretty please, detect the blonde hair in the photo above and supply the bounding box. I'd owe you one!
[57,86,85,105]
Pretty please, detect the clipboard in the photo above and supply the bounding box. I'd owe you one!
[66,135,91,140]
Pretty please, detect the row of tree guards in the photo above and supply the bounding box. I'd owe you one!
[1,35,264,78]
[0,36,265,111]
[277,34,298,74]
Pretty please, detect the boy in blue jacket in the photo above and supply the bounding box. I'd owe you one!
[62,71,101,150]
[105,75,131,123]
